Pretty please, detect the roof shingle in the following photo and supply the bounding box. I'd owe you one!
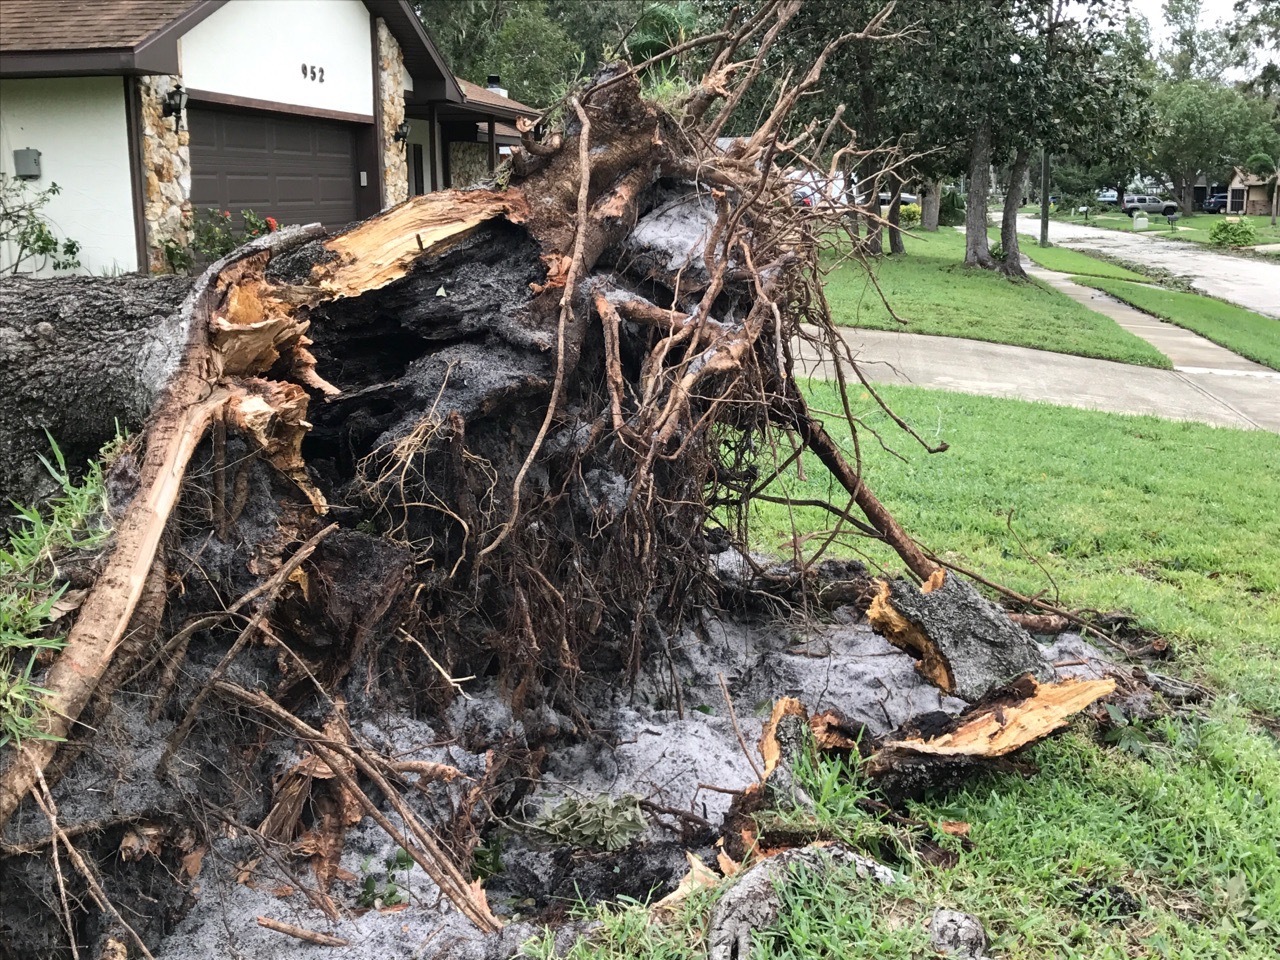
[0,0,201,53]
[457,77,537,118]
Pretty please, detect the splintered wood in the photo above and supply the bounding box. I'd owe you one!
[867,570,1055,702]
[314,191,532,299]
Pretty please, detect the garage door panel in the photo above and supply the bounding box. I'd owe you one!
[316,126,353,156]
[189,105,359,230]
[318,177,355,203]
[272,124,314,155]
[224,175,273,205]
[276,176,320,203]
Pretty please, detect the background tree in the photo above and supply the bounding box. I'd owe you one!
[1160,0,1235,80]
[1151,79,1277,210]
[414,0,653,106]
[1247,150,1280,223]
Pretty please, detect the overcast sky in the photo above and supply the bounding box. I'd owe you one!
[1126,0,1241,45]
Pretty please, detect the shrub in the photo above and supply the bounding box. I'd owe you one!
[1209,218,1258,248]
[0,178,81,274]
[899,202,921,229]
[938,189,965,226]
[173,208,284,273]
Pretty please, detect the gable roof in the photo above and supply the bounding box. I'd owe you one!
[457,79,538,119]
[0,0,218,75]
[0,0,461,101]
[0,0,200,51]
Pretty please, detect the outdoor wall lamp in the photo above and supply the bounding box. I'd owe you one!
[161,84,188,134]
[394,121,411,149]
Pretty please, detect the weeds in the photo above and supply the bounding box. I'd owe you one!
[0,434,119,746]
[534,794,647,852]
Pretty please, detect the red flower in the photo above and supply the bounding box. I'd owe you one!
[265,217,278,231]
[222,210,231,218]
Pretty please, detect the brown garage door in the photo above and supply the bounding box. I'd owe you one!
[189,105,360,230]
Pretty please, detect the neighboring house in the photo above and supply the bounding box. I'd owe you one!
[0,0,537,275]
[1226,169,1272,216]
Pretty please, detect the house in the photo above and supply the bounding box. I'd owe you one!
[1226,168,1272,216]
[0,0,537,275]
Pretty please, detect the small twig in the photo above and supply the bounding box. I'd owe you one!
[718,672,765,782]
[255,917,350,948]
[158,524,337,773]
[639,798,713,832]
[398,628,475,699]
[32,770,156,960]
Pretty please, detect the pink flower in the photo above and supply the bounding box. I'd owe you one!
[265,217,278,231]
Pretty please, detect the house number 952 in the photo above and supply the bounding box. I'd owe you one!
[301,64,326,83]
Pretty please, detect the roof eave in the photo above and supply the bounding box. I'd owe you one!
[366,0,463,104]
[0,49,154,78]
[0,1,225,79]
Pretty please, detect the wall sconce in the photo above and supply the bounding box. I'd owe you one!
[161,84,188,135]
[394,121,411,150]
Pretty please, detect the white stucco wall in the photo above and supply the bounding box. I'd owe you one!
[404,119,438,193]
[180,0,375,118]
[0,77,138,275]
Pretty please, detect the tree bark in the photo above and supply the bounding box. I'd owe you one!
[999,148,1031,280]
[964,122,996,268]
[921,179,941,232]
[0,274,194,508]
[887,184,905,255]
[1038,150,1050,248]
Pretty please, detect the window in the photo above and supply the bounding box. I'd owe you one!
[1230,188,1245,213]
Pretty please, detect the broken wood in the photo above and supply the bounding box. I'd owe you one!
[865,675,1116,802]
[255,916,350,948]
[867,570,1053,702]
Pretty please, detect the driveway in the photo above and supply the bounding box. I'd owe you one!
[1021,216,1280,319]
[794,327,1280,433]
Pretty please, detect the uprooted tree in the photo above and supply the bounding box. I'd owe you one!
[0,3,1116,955]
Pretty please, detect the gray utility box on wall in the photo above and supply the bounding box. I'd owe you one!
[13,148,42,180]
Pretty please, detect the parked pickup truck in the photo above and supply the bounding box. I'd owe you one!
[1123,195,1179,217]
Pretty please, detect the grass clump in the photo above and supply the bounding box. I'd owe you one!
[1014,238,1150,281]
[1071,277,1280,371]
[826,229,1169,367]
[0,436,117,746]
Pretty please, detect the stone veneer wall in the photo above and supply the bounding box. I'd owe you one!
[449,142,491,189]
[376,19,408,207]
[138,75,192,273]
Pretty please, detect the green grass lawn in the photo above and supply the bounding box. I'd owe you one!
[1013,237,1149,281]
[542,384,1280,960]
[749,383,1280,958]
[1052,210,1280,247]
[752,381,1280,709]
[1072,277,1280,371]
[827,229,1170,368]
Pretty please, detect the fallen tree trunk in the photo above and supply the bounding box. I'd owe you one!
[0,10,1099,955]
[0,273,194,507]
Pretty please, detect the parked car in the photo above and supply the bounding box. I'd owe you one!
[1122,195,1179,217]
[790,170,847,208]
[1096,189,1118,204]
[1202,194,1230,214]
[878,191,918,206]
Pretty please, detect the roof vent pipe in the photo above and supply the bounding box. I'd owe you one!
[486,74,508,98]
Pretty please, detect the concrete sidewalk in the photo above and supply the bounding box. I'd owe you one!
[1020,216,1280,318]
[795,327,1280,432]
[1025,263,1271,374]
